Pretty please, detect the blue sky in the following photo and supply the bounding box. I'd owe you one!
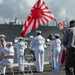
[0,0,75,24]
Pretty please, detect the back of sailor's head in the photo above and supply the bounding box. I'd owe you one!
[0,34,6,38]
[18,37,23,40]
[36,30,42,35]
[30,35,33,39]
[54,33,60,38]
[17,37,24,42]
[6,42,12,46]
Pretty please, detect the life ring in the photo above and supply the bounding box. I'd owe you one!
[24,48,34,62]
[24,48,33,56]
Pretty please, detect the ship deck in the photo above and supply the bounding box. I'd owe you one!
[5,62,65,75]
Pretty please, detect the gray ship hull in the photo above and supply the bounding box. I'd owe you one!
[0,25,64,62]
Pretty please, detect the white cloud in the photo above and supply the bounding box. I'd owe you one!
[58,8,67,21]
[0,0,75,24]
[0,0,3,4]
[24,0,36,7]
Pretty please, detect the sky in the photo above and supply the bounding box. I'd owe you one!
[0,0,75,24]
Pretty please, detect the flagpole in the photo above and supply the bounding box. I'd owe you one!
[54,19,59,27]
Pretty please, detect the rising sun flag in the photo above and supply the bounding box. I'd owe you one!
[20,0,55,37]
[59,21,65,30]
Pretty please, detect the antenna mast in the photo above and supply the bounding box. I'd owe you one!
[66,10,69,26]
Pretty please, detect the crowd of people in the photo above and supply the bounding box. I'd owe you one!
[0,34,14,75]
[0,35,28,75]
[0,20,75,75]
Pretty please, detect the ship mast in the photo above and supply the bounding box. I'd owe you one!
[66,10,69,27]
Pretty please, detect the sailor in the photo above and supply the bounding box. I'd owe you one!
[30,35,34,40]
[0,42,15,75]
[30,35,37,68]
[0,34,6,48]
[30,30,46,72]
[50,33,61,69]
[0,34,6,75]
[48,36,55,66]
[3,42,14,65]
[47,34,53,40]
[14,37,27,71]
[0,47,5,75]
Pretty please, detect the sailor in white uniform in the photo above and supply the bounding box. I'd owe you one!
[3,42,14,65]
[30,30,46,72]
[30,35,37,68]
[0,35,6,75]
[50,33,61,69]
[1,42,15,75]
[0,34,6,48]
[48,36,55,67]
[0,47,5,75]
[14,37,27,71]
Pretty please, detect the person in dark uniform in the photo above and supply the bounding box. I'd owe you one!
[62,20,75,75]
[47,34,53,40]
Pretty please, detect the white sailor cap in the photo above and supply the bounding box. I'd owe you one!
[54,33,60,37]
[36,30,42,33]
[6,42,12,45]
[30,35,33,39]
[0,34,6,38]
[18,37,23,40]
[46,39,50,42]
[52,36,55,39]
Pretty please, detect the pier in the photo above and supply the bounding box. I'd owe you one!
[5,62,65,75]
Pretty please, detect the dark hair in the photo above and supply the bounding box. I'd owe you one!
[48,34,53,40]
[55,36,59,38]
[36,33,41,35]
[69,20,75,27]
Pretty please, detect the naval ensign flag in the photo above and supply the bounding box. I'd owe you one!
[20,0,55,37]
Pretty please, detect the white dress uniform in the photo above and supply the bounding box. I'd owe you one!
[50,34,61,68]
[0,34,6,48]
[30,31,46,72]
[3,42,14,65]
[0,42,14,75]
[14,37,27,71]
[0,47,5,75]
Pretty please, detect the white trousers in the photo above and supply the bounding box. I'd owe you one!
[0,61,6,74]
[35,50,44,72]
[53,48,61,68]
[17,55,27,71]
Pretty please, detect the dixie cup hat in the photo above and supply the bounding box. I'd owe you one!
[36,30,42,33]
